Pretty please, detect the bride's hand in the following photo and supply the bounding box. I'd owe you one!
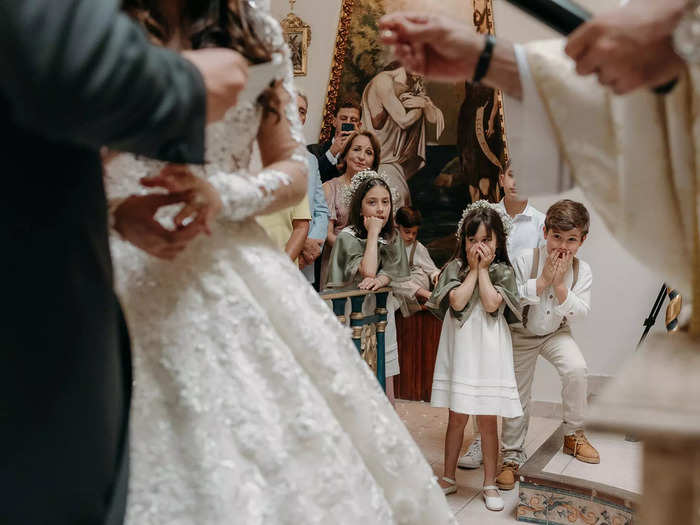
[113,192,207,260]
[141,165,223,235]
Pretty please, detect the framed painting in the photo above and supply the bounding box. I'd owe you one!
[320,0,506,266]
[281,12,311,76]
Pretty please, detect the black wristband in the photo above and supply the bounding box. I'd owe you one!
[472,35,495,83]
[653,78,678,95]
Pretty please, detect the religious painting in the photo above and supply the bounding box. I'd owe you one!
[280,12,311,76]
[321,0,506,265]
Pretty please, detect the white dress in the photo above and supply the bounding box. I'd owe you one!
[105,5,454,525]
[429,262,523,417]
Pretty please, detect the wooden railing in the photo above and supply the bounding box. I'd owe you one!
[320,287,391,391]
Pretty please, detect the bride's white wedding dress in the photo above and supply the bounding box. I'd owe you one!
[105,5,454,525]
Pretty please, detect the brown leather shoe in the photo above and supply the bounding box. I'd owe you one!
[563,431,600,464]
[495,462,519,490]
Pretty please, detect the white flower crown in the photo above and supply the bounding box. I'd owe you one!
[342,169,401,210]
[456,200,513,240]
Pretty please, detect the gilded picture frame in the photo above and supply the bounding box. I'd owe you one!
[280,13,311,76]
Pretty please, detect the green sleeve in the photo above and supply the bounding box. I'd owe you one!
[490,263,522,321]
[425,260,478,323]
[326,231,366,289]
[378,235,411,283]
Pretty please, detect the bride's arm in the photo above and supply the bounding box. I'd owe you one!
[254,77,309,216]
[206,47,308,222]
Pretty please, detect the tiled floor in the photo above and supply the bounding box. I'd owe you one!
[396,400,561,524]
[541,430,642,494]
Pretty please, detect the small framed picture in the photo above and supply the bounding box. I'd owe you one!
[281,14,311,76]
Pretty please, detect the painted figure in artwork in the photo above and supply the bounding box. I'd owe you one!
[361,62,445,209]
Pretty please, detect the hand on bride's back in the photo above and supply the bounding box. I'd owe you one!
[141,165,222,235]
[113,191,207,260]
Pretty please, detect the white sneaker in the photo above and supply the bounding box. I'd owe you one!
[457,437,482,469]
[482,485,504,511]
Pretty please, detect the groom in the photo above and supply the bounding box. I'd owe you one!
[0,1,246,523]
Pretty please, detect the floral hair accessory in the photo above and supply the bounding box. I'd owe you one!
[342,169,400,210]
[456,200,513,240]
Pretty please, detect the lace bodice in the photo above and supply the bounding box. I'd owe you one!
[105,5,307,223]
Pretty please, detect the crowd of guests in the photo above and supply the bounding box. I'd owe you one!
[257,94,598,513]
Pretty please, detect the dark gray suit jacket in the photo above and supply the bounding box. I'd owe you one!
[307,141,340,183]
[0,1,206,523]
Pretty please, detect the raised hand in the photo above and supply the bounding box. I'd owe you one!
[141,164,222,235]
[540,250,561,286]
[564,1,685,94]
[113,192,206,260]
[400,94,427,109]
[329,132,351,157]
[363,215,384,237]
[182,48,249,123]
[466,244,480,270]
[477,243,494,269]
[379,12,482,82]
[552,251,572,287]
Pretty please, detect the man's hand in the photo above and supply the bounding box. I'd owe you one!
[113,192,206,260]
[300,238,323,265]
[183,48,249,123]
[329,132,351,157]
[141,164,222,234]
[379,12,481,82]
[565,1,686,95]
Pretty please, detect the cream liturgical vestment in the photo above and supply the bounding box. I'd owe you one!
[503,39,700,434]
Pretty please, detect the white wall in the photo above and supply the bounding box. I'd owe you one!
[270,0,670,404]
[269,1,342,143]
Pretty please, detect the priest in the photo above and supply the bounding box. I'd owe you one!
[380,2,700,523]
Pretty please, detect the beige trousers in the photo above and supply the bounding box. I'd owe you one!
[501,325,588,465]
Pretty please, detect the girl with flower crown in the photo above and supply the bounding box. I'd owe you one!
[326,170,410,402]
[425,201,523,511]
[320,130,381,289]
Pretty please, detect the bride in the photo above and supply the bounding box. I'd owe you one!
[105,1,454,523]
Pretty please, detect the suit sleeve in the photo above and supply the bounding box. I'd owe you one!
[0,0,206,164]
[307,155,330,241]
[309,143,339,182]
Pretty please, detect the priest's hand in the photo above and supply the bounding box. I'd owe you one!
[379,12,522,97]
[378,13,481,82]
[565,1,686,95]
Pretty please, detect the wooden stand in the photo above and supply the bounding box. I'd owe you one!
[395,310,442,401]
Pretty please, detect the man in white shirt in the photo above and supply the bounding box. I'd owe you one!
[495,199,598,490]
[495,161,546,264]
